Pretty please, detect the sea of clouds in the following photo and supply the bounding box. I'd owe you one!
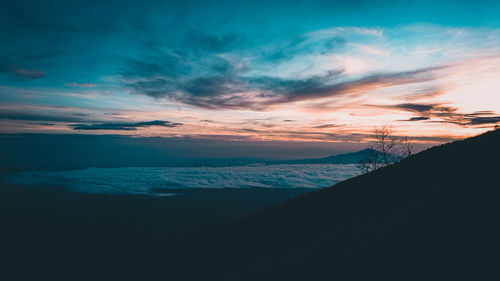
[2,164,360,195]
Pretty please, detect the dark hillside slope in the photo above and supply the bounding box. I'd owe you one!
[157,129,500,281]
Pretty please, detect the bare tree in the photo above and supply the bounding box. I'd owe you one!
[356,148,384,173]
[370,126,398,165]
[357,126,414,174]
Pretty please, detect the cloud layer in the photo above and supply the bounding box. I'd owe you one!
[3,164,361,195]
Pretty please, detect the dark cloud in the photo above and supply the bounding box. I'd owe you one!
[373,102,456,117]
[392,103,437,112]
[403,116,431,121]
[127,64,447,110]
[314,124,344,128]
[418,109,500,126]
[71,120,182,131]
[377,103,500,127]
[387,103,457,114]
[468,116,500,125]
[0,110,184,132]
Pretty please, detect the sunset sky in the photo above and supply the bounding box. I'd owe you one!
[1,0,499,144]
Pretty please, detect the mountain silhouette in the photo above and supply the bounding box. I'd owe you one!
[154,129,500,280]
[266,148,388,164]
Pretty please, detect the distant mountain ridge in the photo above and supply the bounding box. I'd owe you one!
[266,148,383,165]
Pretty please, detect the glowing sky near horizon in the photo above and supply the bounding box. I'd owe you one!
[1,0,499,144]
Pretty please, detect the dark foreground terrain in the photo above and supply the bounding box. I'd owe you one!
[2,129,500,281]
[0,185,310,280]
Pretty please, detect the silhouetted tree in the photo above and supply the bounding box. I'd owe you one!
[356,149,384,173]
[358,126,414,173]
[371,126,398,165]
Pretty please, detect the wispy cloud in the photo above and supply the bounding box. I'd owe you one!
[71,120,182,131]
[65,82,97,88]
[0,64,45,79]
[309,27,384,38]
[313,124,344,129]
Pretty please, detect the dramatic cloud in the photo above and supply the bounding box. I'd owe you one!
[71,120,182,131]
[120,28,350,110]
[127,65,447,110]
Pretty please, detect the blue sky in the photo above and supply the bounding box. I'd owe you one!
[1,0,499,143]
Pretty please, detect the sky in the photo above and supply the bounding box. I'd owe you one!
[1,0,499,145]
